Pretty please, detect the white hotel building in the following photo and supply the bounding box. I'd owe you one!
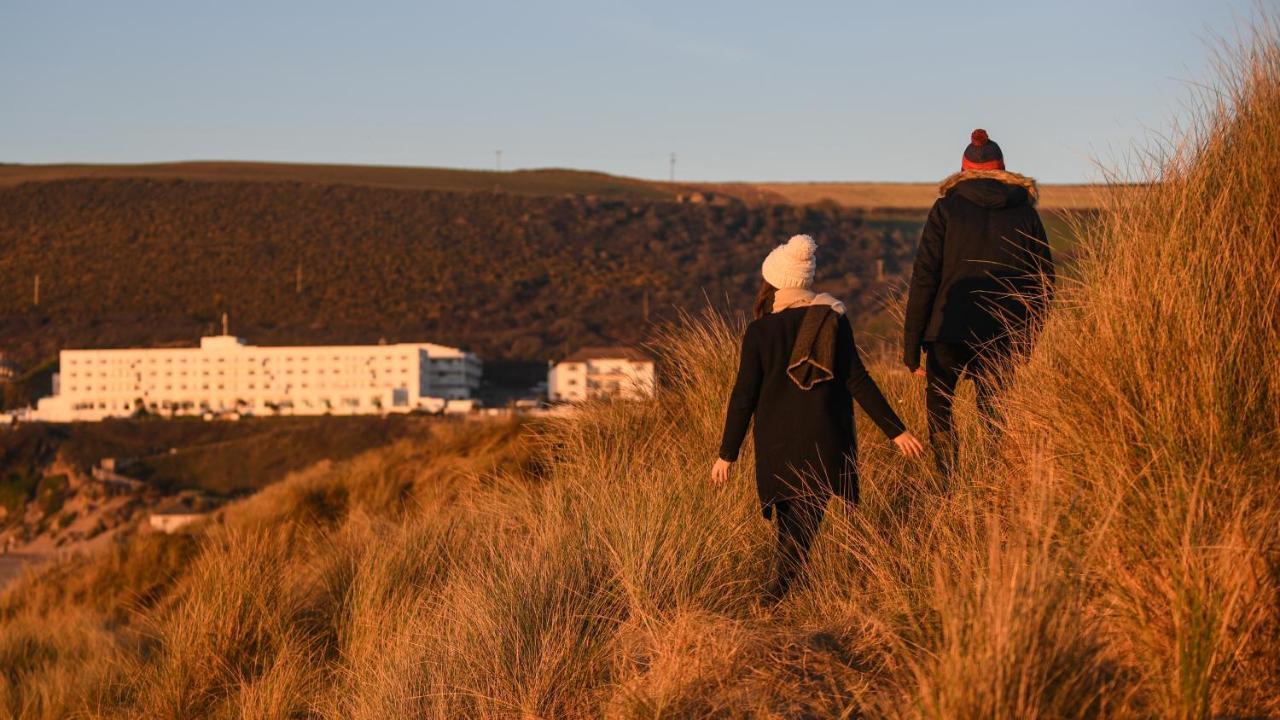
[34,334,481,422]
[548,346,655,402]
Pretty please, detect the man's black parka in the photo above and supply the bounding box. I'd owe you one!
[903,170,1055,369]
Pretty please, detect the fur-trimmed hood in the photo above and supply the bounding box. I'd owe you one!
[938,169,1039,207]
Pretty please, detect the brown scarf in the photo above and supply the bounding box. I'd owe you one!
[773,289,845,390]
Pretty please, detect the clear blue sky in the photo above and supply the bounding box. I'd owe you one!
[0,1,1260,182]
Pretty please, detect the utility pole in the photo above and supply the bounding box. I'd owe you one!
[32,274,39,306]
[222,312,229,336]
[669,152,676,182]
[495,149,502,172]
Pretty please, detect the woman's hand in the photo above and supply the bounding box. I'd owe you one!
[711,458,732,485]
[893,431,925,458]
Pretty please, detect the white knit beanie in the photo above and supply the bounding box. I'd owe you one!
[761,234,817,289]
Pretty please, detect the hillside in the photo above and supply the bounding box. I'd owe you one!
[0,162,1098,396]
[0,415,439,592]
[709,180,1110,211]
[0,161,676,201]
[0,177,933,375]
[0,161,1106,210]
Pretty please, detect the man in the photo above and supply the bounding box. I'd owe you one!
[903,129,1055,475]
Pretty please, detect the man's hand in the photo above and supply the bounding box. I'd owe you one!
[711,458,732,485]
[893,431,926,458]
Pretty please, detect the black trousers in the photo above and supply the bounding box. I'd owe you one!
[766,497,826,601]
[924,341,1010,475]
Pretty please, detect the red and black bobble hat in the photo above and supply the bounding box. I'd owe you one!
[962,128,1004,171]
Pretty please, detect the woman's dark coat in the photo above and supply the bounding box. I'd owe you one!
[718,307,905,515]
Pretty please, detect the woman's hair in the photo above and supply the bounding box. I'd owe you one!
[753,279,777,319]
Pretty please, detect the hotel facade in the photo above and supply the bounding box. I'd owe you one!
[34,335,481,422]
[547,346,655,402]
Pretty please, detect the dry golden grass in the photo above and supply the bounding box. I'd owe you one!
[0,22,1277,720]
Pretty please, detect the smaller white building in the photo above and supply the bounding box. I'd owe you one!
[548,347,655,402]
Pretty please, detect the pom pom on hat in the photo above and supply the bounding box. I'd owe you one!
[761,234,817,289]
[963,128,1004,170]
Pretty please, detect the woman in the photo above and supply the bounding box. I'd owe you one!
[713,234,924,600]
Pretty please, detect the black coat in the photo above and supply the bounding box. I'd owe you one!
[903,171,1055,370]
[719,307,905,514]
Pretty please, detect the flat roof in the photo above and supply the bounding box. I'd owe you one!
[60,336,475,357]
[559,346,652,363]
